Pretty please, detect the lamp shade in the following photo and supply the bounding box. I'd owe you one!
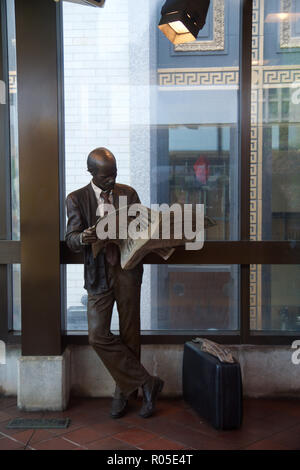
[158,0,210,44]
[63,0,105,7]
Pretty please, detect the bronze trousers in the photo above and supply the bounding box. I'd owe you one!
[87,262,151,399]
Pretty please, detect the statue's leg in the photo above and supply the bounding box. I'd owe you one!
[114,262,149,399]
[87,264,149,398]
[114,263,143,357]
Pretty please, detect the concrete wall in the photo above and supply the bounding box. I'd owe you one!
[1,343,300,400]
[0,345,20,396]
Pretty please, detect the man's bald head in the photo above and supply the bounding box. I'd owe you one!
[87,147,116,176]
[87,147,117,191]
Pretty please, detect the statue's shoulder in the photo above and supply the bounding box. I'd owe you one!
[114,183,137,196]
[66,183,91,202]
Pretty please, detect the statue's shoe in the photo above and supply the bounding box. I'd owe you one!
[139,376,164,418]
[110,396,128,419]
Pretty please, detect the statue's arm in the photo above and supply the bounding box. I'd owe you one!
[65,194,85,253]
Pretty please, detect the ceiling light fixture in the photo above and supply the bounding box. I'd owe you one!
[55,0,106,7]
[158,0,210,44]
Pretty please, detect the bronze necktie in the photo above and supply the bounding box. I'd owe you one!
[100,190,119,266]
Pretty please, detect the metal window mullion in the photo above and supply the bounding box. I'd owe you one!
[56,1,67,333]
[0,0,12,241]
[0,0,13,340]
[239,0,253,343]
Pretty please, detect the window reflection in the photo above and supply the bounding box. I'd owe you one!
[63,0,240,331]
[157,265,239,331]
[7,0,19,241]
[252,265,300,332]
[250,0,300,330]
[6,0,21,331]
[166,125,234,240]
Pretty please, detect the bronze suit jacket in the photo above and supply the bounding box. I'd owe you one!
[65,182,143,294]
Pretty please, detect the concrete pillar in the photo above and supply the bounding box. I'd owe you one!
[17,348,70,411]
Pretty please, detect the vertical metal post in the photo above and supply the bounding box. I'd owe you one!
[239,0,253,342]
[15,0,62,355]
[0,0,12,341]
[56,1,67,333]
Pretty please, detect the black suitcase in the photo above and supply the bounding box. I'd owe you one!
[182,340,243,430]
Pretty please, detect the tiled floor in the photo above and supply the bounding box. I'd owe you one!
[0,395,300,450]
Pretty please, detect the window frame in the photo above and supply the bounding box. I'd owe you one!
[1,0,300,350]
[60,0,300,345]
[0,0,17,343]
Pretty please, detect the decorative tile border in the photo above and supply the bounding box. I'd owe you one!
[158,67,239,86]
[280,0,300,49]
[250,0,264,330]
[158,65,300,88]
[262,65,300,85]
[9,71,17,94]
[174,0,225,52]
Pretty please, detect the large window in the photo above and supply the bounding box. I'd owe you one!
[62,0,300,338]
[6,0,20,331]
[0,0,20,338]
[250,0,300,332]
[62,0,241,332]
[0,0,267,346]
[1,0,299,344]
[254,265,300,332]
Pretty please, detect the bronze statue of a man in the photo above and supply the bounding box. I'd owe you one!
[65,147,164,419]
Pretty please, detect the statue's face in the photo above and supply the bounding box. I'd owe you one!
[92,157,117,192]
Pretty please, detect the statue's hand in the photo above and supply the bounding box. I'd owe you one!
[82,226,98,244]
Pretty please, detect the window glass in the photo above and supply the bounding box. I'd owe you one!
[12,264,21,331]
[251,0,300,242]
[251,265,300,333]
[6,0,21,331]
[66,264,240,331]
[250,0,300,332]
[63,0,241,331]
[7,0,19,241]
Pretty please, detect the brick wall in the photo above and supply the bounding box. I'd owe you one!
[63,0,152,329]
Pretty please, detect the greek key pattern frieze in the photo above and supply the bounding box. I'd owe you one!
[158,66,300,88]
[250,0,264,330]
[9,71,17,94]
[252,0,262,63]
[263,67,300,85]
[158,68,239,86]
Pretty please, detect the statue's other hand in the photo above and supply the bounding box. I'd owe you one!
[82,226,98,244]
